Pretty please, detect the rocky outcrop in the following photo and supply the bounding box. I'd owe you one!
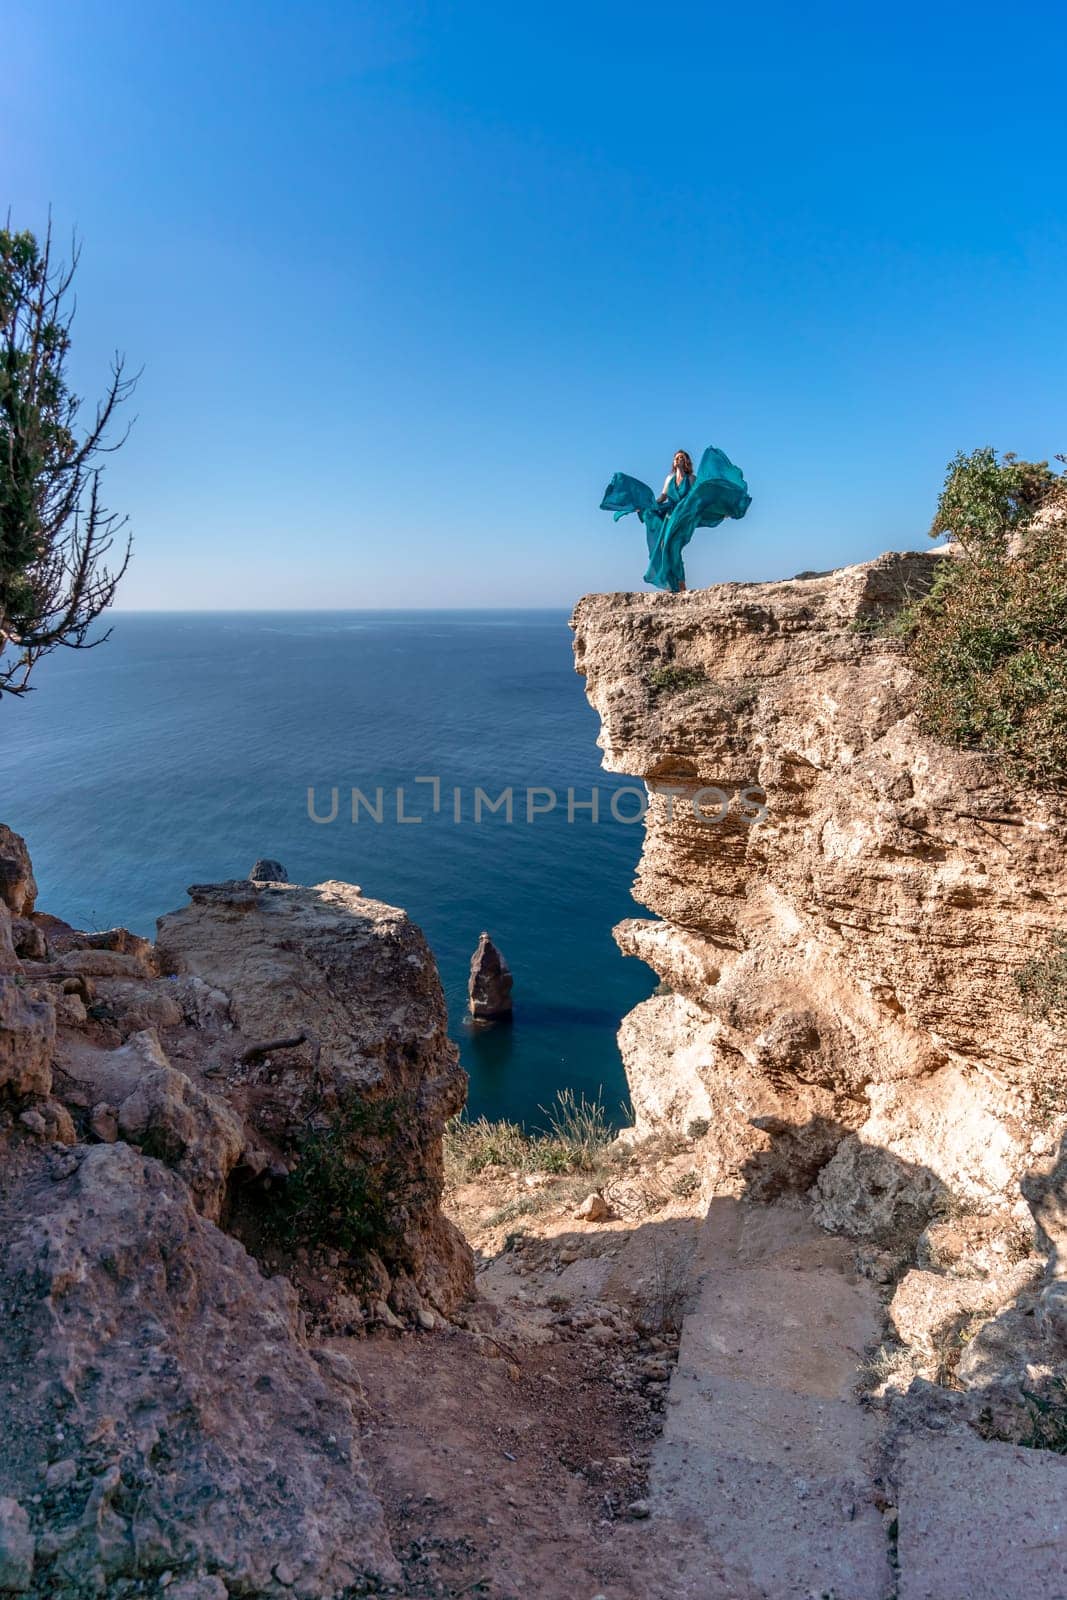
[468,931,513,1021]
[0,1141,397,1598]
[156,878,473,1315]
[572,553,1067,1383]
[0,824,37,918]
[0,978,55,1098]
[0,825,476,1594]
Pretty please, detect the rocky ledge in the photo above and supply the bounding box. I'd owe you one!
[573,553,1067,1394]
[0,833,473,1598]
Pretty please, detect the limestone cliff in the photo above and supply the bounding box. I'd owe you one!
[572,553,1067,1371]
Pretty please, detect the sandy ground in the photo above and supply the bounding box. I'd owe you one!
[341,1141,746,1599]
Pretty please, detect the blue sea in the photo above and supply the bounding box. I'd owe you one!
[0,613,654,1126]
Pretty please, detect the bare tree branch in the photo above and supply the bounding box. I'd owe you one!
[0,222,136,697]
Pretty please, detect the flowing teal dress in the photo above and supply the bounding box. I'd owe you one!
[600,445,751,592]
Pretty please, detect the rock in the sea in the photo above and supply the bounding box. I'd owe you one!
[0,1141,398,1596]
[468,931,513,1021]
[249,858,288,883]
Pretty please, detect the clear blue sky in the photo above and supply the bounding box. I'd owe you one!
[5,1,1066,607]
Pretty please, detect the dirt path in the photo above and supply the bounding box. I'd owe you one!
[351,1320,754,1600]
[350,1165,1067,1598]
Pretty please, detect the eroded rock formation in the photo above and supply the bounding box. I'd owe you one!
[573,552,1067,1390]
[467,930,514,1021]
[0,832,473,1596]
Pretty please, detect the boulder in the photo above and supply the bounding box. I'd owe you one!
[249,858,288,883]
[811,1137,945,1243]
[116,1035,247,1221]
[468,931,513,1021]
[0,904,16,975]
[0,1141,398,1596]
[889,1269,997,1355]
[0,1497,34,1593]
[10,917,46,961]
[54,947,154,982]
[156,879,474,1312]
[18,1098,76,1145]
[90,977,183,1035]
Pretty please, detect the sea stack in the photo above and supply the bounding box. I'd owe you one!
[468,931,513,1022]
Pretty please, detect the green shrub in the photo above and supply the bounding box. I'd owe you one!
[649,664,705,694]
[1015,935,1067,1023]
[273,1095,420,1259]
[1020,1379,1067,1454]
[929,448,1058,549]
[907,449,1067,786]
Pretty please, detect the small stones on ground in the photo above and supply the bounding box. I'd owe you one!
[416,1308,437,1332]
[627,1498,651,1519]
[372,1299,404,1331]
[574,1192,611,1222]
[44,1459,77,1491]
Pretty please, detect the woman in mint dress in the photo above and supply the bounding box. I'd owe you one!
[600,445,751,592]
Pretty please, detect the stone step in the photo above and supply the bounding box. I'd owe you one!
[895,1430,1067,1600]
[650,1198,892,1599]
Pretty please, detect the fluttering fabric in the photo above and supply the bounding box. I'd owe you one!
[600,445,751,592]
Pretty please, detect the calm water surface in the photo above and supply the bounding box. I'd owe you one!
[0,613,654,1125]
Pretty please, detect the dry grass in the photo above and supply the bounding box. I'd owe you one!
[444,1090,615,1184]
[633,1237,695,1336]
[856,1340,926,1396]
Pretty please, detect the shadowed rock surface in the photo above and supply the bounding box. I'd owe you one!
[248,858,288,882]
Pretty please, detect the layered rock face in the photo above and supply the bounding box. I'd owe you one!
[0,835,472,1596]
[572,554,1067,1371]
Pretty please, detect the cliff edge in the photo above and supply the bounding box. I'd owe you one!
[573,552,1067,1385]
